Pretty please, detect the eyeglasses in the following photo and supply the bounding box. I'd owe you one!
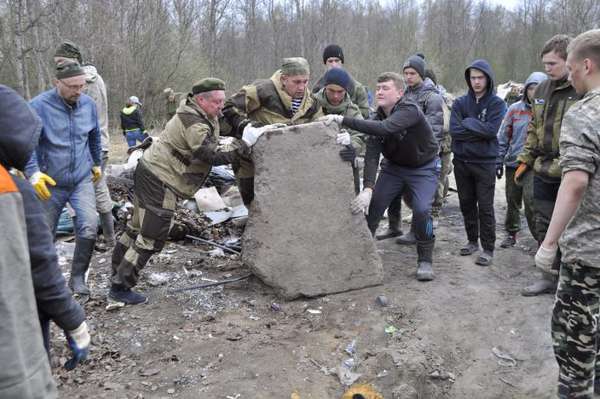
[59,80,87,91]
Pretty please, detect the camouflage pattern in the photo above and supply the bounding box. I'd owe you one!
[313,74,370,118]
[143,94,249,199]
[221,70,323,179]
[552,261,600,398]
[314,87,365,154]
[551,89,600,398]
[558,89,600,267]
[111,160,177,289]
[166,92,184,119]
[517,77,579,179]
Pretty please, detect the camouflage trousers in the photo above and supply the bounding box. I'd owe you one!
[431,151,452,216]
[111,161,176,289]
[552,261,600,398]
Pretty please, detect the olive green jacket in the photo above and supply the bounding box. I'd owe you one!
[222,70,323,137]
[517,77,579,178]
[315,88,365,154]
[144,95,249,198]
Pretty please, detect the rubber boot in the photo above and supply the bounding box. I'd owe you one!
[416,239,435,281]
[238,177,254,206]
[69,237,96,296]
[376,208,402,240]
[396,225,416,245]
[99,211,116,247]
[521,271,557,296]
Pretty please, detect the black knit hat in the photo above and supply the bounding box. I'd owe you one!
[322,44,344,64]
[54,41,82,64]
[323,68,352,92]
[55,61,86,79]
[403,55,426,79]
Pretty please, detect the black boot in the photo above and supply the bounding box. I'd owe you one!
[238,177,255,206]
[416,239,435,281]
[376,208,402,240]
[70,237,96,295]
[99,212,115,247]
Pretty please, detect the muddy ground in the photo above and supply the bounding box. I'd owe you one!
[52,141,558,398]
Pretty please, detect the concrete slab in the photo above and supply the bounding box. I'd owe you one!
[242,121,383,299]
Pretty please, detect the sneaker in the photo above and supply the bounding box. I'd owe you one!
[500,234,517,248]
[108,285,147,305]
[475,250,493,266]
[459,242,479,256]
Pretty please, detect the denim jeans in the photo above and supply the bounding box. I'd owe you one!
[125,129,149,148]
[44,179,97,240]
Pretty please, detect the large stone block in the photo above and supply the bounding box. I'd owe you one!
[242,122,383,299]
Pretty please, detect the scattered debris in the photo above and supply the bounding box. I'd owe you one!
[306,309,322,315]
[376,295,389,307]
[384,325,398,335]
[195,186,227,211]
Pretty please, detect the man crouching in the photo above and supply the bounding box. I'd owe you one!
[109,78,272,305]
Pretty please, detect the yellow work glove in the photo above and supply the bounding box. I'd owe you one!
[30,172,56,201]
[91,166,102,183]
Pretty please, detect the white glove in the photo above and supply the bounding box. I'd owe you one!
[318,114,343,127]
[64,321,90,370]
[535,244,558,273]
[336,131,351,146]
[242,124,266,147]
[351,188,373,214]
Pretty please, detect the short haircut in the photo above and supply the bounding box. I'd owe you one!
[567,29,600,68]
[541,34,572,60]
[377,72,404,90]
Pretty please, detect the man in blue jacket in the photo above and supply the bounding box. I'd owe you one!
[26,61,102,298]
[450,59,507,266]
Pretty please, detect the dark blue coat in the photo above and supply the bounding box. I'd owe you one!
[450,59,507,163]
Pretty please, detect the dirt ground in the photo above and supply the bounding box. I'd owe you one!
[52,141,559,398]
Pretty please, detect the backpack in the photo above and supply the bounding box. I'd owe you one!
[424,91,453,153]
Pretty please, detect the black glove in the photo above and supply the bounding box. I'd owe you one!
[496,164,504,179]
[339,145,356,163]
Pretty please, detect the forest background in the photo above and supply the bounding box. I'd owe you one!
[1,0,598,123]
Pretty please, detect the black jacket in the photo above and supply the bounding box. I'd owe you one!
[343,99,439,188]
[120,105,145,132]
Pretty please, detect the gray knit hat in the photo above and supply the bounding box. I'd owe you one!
[403,55,426,79]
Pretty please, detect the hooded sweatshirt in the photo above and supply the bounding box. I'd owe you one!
[450,59,507,163]
[0,85,59,399]
[497,72,547,168]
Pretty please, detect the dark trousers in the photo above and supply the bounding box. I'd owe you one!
[534,174,561,273]
[111,161,176,288]
[453,159,496,252]
[367,158,439,241]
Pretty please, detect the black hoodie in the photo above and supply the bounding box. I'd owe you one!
[449,59,507,163]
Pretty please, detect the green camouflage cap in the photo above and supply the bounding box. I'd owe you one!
[281,57,310,76]
[54,41,82,63]
[192,78,226,94]
[55,61,86,79]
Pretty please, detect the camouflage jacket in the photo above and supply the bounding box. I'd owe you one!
[143,94,249,198]
[313,74,370,119]
[517,77,580,178]
[558,89,600,268]
[221,70,323,137]
[314,88,365,154]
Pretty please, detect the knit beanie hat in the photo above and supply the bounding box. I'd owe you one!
[323,68,352,92]
[55,61,86,79]
[322,44,344,64]
[54,41,82,64]
[403,55,426,79]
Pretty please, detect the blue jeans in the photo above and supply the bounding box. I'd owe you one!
[125,129,148,148]
[44,179,97,240]
[367,158,440,241]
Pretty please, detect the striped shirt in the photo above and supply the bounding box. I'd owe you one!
[291,98,302,114]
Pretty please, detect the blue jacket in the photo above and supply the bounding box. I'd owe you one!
[450,59,507,163]
[25,88,101,186]
[497,72,547,168]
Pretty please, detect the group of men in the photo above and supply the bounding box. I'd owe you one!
[2,29,600,398]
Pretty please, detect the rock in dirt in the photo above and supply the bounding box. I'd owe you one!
[242,122,383,299]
